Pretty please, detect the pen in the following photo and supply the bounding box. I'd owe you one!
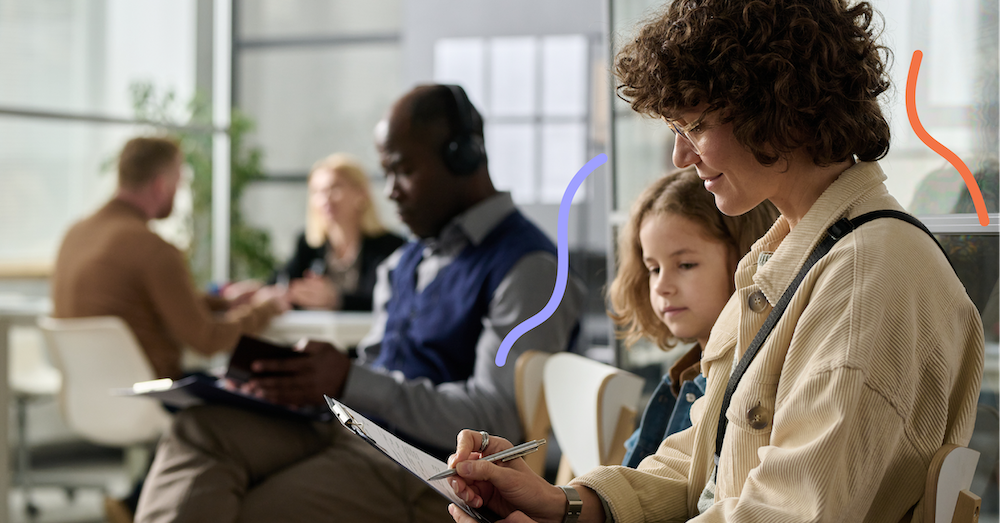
[427,439,546,481]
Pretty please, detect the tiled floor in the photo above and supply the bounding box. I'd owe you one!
[10,486,110,523]
[7,419,133,523]
[8,462,131,523]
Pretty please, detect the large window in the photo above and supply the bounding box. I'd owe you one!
[433,35,593,206]
[0,0,201,277]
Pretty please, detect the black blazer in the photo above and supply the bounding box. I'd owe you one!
[272,231,407,311]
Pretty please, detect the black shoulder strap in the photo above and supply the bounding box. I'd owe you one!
[827,209,951,269]
[713,210,946,463]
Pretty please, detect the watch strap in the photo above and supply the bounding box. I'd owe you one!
[558,485,583,523]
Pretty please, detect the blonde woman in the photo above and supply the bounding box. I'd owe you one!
[276,153,405,311]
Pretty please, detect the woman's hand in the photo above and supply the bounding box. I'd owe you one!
[287,271,341,310]
[447,430,567,523]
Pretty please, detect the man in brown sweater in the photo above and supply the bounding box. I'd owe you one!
[51,136,285,380]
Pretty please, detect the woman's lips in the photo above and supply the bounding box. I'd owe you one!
[702,172,723,191]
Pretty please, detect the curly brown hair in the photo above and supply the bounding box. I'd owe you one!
[608,168,779,349]
[614,0,892,166]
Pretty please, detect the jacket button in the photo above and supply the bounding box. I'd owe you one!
[685,392,697,403]
[747,290,768,313]
[747,404,770,430]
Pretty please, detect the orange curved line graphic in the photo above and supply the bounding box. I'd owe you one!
[906,50,990,226]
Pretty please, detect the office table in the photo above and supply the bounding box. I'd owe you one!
[0,294,52,519]
[262,310,374,349]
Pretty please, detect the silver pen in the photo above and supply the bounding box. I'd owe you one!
[427,439,546,481]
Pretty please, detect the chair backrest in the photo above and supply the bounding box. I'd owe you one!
[37,316,171,447]
[514,350,552,475]
[9,325,62,396]
[968,403,999,501]
[925,444,981,523]
[544,352,643,480]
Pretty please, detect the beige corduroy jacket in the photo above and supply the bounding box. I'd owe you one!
[574,162,984,523]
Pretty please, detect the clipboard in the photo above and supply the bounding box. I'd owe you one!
[118,373,331,421]
[325,396,500,523]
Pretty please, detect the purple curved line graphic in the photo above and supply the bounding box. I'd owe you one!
[494,153,608,367]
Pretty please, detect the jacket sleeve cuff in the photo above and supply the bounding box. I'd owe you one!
[571,467,644,523]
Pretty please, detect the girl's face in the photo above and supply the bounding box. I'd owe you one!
[309,168,367,226]
[639,212,734,347]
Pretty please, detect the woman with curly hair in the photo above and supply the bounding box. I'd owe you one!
[445,1,985,522]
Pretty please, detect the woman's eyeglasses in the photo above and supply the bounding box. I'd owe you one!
[662,114,706,155]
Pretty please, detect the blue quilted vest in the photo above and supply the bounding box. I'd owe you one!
[372,210,558,385]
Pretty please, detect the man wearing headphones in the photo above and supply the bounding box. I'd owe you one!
[134,84,585,523]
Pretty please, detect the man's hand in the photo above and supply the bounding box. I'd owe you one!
[243,339,350,407]
[287,271,341,310]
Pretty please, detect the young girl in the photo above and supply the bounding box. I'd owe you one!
[608,167,778,467]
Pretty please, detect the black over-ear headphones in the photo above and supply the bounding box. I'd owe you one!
[442,84,487,176]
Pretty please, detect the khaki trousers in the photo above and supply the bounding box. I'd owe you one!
[134,405,451,523]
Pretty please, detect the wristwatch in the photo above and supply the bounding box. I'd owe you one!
[557,485,583,523]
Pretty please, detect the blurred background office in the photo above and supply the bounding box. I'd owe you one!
[0,0,996,522]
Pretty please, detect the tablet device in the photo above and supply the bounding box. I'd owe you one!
[225,335,306,383]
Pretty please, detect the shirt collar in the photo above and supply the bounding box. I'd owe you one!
[421,192,516,253]
[738,161,889,305]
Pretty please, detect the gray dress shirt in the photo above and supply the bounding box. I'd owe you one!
[340,192,586,449]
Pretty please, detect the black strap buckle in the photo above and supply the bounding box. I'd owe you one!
[826,218,854,240]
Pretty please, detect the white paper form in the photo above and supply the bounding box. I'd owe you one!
[325,397,498,523]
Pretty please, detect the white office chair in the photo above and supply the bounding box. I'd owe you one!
[37,316,171,448]
[514,350,552,476]
[925,444,982,523]
[969,403,999,505]
[544,352,643,484]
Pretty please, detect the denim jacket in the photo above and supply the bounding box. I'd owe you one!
[622,371,707,468]
[622,344,706,468]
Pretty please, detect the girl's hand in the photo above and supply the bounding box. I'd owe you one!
[447,430,566,523]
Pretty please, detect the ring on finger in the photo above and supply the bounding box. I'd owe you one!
[478,431,490,453]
